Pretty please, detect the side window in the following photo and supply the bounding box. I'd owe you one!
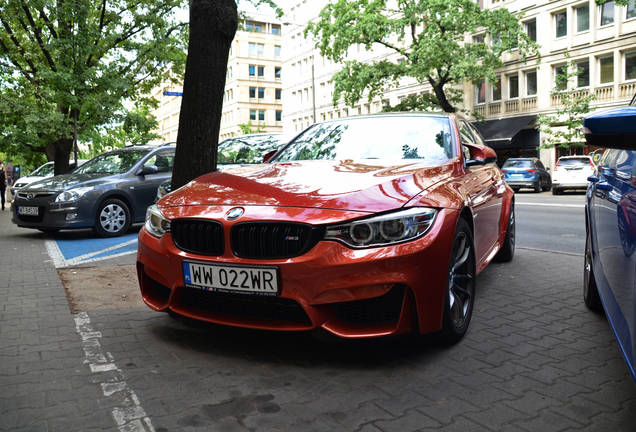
[458,121,475,162]
[144,151,174,173]
[467,123,485,147]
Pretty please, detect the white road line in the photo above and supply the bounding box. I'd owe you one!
[516,201,585,208]
[44,239,67,268]
[73,312,155,432]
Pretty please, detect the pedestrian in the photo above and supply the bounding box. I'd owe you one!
[0,159,7,210]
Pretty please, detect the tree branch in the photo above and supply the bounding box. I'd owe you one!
[86,0,108,67]
[36,7,58,39]
[19,0,57,72]
[0,11,39,78]
[374,39,405,56]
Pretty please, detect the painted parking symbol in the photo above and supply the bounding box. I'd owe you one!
[45,232,138,268]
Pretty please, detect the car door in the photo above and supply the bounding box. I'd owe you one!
[128,150,175,221]
[458,121,500,264]
[590,149,636,365]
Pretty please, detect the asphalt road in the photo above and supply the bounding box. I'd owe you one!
[514,190,587,255]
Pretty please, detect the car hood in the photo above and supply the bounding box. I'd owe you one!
[159,160,455,212]
[23,172,115,192]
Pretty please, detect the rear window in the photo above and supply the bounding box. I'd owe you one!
[502,159,534,168]
[558,157,590,167]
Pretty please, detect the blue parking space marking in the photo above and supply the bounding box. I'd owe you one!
[44,233,139,268]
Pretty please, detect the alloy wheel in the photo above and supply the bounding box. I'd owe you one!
[99,203,127,233]
[448,232,474,329]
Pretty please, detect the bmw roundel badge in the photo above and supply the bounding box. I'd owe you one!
[225,207,245,220]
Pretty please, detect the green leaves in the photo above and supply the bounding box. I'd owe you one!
[307,0,538,113]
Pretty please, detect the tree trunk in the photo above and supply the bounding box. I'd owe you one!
[432,83,456,113]
[171,0,238,190]
[48,138,73,175]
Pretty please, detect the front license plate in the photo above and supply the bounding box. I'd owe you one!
[182,261,279,295]
[17,206,39,216]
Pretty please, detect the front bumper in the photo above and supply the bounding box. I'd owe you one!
[137,206,458,338]
[552,181,588,190]
[504,180,538,188]
[11,194,94,230]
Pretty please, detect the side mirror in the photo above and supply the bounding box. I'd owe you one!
[263,150,277,163]
[137,165,159,176]
[584,104,636,150]
[463,143,497,167]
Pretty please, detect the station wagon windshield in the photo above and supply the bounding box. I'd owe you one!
[75,150,149,174]
[272,116,454,163]
[30,163,54,177]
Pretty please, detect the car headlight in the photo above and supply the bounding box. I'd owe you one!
[324,207,438,248]
[54,187,92,203]
[145,204,171,238]
[13,182,26,188]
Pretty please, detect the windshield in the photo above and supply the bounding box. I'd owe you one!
[558,157,590,167]
[74,149,149,174]
[218,135,283,164]
[31,162,54,177]
[272,116,454,163]
[503,159,534,169]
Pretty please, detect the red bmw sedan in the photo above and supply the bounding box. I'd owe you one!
[137,113,515,343]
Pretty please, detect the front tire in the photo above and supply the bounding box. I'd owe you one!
[584,230,602,313]
[494,202,515,262]
[542,179,551,192]
[533,181,541,193]
[438,218,476,344]
[94,198,131,237]
[552,187,560,195]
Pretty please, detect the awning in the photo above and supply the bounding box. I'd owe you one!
[473,115,537,145]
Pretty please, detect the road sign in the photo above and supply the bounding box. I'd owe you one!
[163,91,183,96]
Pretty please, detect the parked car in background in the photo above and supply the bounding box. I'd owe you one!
[501,157,551,192]
[12,145,175,237]
[155,133,285,200]
[10,159,87,199]
[583,93,636,383]
[138,113,515,344]
[551,155,595,195]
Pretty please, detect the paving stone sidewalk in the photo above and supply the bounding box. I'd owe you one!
[1,209,636,432]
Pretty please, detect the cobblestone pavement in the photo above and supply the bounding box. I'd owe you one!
[1,209,636,432]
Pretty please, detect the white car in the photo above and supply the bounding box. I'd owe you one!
[551,155,595,195]
[10,160,87,198]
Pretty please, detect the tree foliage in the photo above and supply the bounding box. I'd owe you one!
[307,0,537,113]
[538,61,595,154]
[0,0,188,174]
[238,121,266,135]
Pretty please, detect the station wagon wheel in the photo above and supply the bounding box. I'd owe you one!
[584,229,602,313]
[94,198,131,237]
[439,218,475,344]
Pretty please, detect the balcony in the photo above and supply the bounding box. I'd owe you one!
[505,100,519,113]
[488,102,501,115]
[521,96,537,111]
[619,82,636,99]
[595,85,614,101]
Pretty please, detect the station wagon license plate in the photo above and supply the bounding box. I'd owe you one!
[17,206,39,216]
[182,261,279,295]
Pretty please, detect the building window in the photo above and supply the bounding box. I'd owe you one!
[249,87,256,98]
[525,19,537,42]
[600,1,615,26]
[248,42,256,55]
[246,22,253,32]
[248,65,255,76]
[599,55,614,84]
[272,25,281,35]
[275,88,282,100]
[473,34,484,44]
[554,11,567,38]
[257,66,264,77]
[628,0,636,19]
[258,87,265,99]
[492,76,502,101]
[575,5,589,32]
[250,109,256,121]
[508,75,519,99]
[257,43,264,55]
[626,51,636,80]
[276,110,282,122]
[525,70,537,96]
[254,23,263,33]
[275,67,281,79]
[258,110,265,121]
[475,80,486,104]
[274,45,281,57]
[576,60,590,87]
[554,64,568,90]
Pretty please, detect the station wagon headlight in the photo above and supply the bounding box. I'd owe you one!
[145,204,171,238]
[54,187,92,203]
[324,207,438,248]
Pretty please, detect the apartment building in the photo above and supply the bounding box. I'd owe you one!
[150,14,284,143]
[282,0,636,168]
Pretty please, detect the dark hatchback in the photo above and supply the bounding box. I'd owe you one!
[12,145,175,237]
[584,94,636,382]
[501,157,551,192]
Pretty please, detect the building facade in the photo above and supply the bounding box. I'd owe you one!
[150,14,284,143]
[282,0,636,169]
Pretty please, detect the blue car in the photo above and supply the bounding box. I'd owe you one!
[501,157,552,193]
[583,94,636,382]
